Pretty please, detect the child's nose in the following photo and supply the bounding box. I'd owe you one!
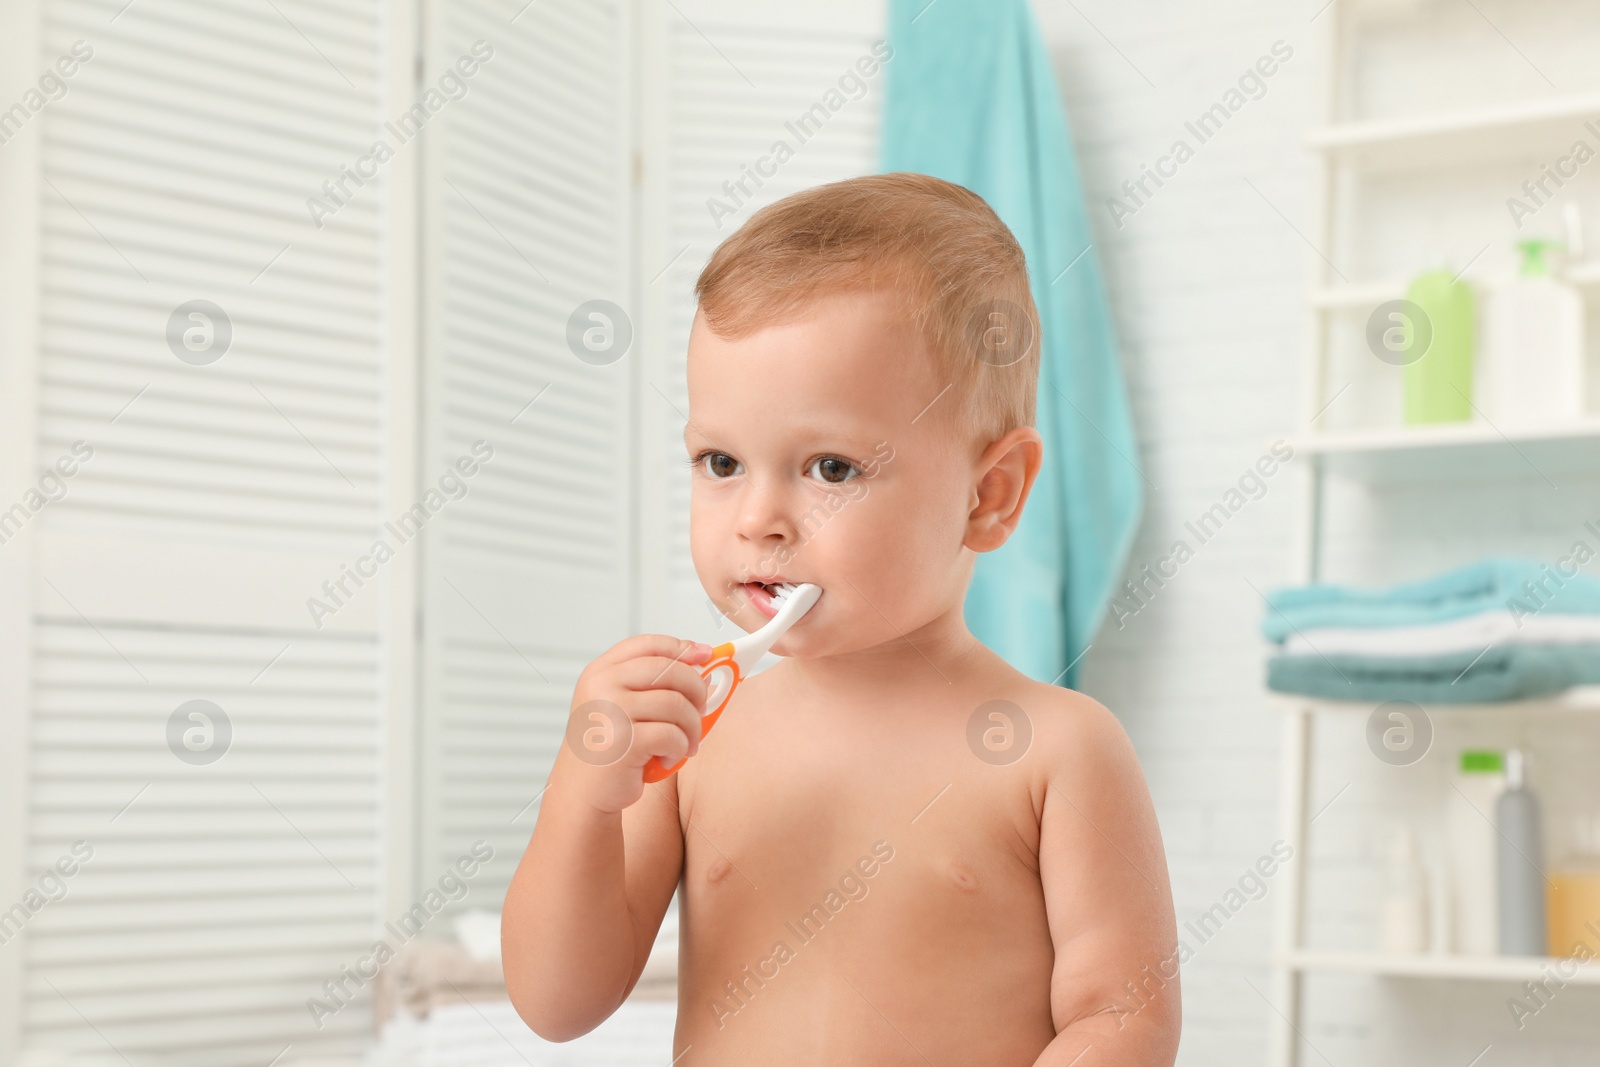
[733,479,796,544]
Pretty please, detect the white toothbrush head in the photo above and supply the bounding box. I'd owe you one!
[734,582,821,659]
[769,581,821,617]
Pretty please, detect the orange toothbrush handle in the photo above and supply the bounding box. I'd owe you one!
[643,644,740,782]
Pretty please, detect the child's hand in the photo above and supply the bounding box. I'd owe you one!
[562,635,713,813]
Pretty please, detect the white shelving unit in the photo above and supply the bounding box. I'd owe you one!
[1304,93,1600,171]
[1288,418,1600,482]
[1281,947,1600,985]
[1312,261,1600,310]
[1268,9,1600,1067]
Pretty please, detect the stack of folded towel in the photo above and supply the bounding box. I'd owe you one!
[1261,556,1600,703]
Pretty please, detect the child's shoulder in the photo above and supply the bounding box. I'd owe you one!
[965,657,1138,786]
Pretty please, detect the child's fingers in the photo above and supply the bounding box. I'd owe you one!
[624,689,704,756]
[627,720,693,769]
[597,634,712,669]
[616,657,710,711]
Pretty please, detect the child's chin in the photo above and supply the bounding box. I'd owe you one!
[770,635,818,659]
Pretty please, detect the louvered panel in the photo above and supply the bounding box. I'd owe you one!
[646,10,885,639]
[429,639,576,907]
[429,0,634,560]
[39,0,386,549]
[23,620,381,1064]
[418,0,632,918]
[21,0,396,1063]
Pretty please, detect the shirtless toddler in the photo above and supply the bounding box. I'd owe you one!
[503,172,1180,1066]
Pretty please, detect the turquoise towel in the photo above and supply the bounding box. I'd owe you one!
[881,0,1142,688]
[1260,556,1600,643]
[1266,645,1600,704]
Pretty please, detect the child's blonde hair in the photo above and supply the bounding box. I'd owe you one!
[693,172,1040,442]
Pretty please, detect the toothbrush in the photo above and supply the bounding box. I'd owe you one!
[642,582,821,782]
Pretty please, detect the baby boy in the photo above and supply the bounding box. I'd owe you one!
[503,173,1179,1065]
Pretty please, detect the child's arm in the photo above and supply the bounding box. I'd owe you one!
[501,635,711,1041]
[1032,693,1181,1066]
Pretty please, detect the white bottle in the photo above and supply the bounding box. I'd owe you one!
[1429,855,1454,956]
[1496,749,1547,956]
[1381,825,1430,954]
[1481,239,1586,425]
[1449,750,1505,955]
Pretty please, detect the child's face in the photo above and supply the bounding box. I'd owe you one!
[685,289,979,658]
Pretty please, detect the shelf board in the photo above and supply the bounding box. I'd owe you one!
[1308,95,1600,171]
[1312,262,1600,312]
[1268,688,1600,715]
[1282,949,1600,984]
[1288,419,1600,483]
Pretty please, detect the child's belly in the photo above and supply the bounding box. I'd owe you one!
[669,714,1058,1064]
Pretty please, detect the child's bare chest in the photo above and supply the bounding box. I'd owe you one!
[668,684,1057,1064]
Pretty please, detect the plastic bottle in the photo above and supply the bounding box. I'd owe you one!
[1381,825,1430,954]
[1481,239,1586,426]
[1449,749,1504,954]
[1496,749,1548,956]
[1403,268,1476,425]
[1547,808,1600,957]
[1428,855,1454,956]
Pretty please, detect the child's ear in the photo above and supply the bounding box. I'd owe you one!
[964,425,1043,553]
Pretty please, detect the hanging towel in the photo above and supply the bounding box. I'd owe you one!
[881,0,1142,687]
[1259,556,1600,644]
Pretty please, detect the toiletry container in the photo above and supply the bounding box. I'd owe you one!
[1481,239,1586,425]
[1449,750,1504,954]
[1496,749,1547,956]
[1429,855,1454,956]
[1403,269,1476,425]
[1381,825,1430,954]
[1547,811,1600,957]
[1548,862,1600,958]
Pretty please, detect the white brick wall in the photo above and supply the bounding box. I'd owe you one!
[1037,2,1600,1063]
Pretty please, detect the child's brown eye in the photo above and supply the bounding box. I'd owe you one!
[702,452,741,478]
[807,456,858,484]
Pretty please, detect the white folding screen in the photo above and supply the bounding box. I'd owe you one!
[415,0,635,917]
[0,0,887,1062]
[5,0,415,1064]
[636,0,888,639]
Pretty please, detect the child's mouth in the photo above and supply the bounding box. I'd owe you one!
[741,580,804,620]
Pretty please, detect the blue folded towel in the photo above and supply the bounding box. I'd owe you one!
[1260,556,1600,643]
[1266,644,1600,704]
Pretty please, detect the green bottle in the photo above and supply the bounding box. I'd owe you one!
[1403,269,1475,424]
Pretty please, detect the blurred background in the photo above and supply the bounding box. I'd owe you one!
[2,0,1600,1064]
